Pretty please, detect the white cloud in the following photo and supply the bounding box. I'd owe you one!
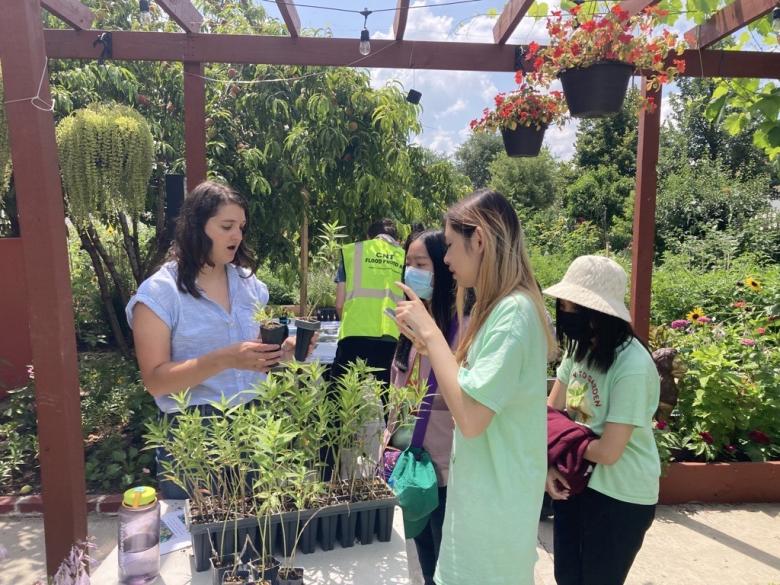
[435,98,467,119]
[545,119,579,161]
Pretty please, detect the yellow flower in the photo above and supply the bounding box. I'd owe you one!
[686,307,705,322]
[744,277,762,292]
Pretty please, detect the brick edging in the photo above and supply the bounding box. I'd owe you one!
[0,493,124,515]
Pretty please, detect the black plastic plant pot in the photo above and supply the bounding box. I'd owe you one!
[500,125,547,157]
[317,513,338,551]
[558,60,634,118]
[259,321,288,346]
[293,318,321,361]
[337,510,358,548]
[277,567,305,585]
[210,553,258,585]
[375,504,395,542]
[258,556,281,584]
[356,508,377,545]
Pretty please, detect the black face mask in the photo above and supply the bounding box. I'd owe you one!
[556,310,590,341]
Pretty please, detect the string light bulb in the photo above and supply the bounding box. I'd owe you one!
[139,0,152,24]
[773,6,780,32]
[358,8,372,56]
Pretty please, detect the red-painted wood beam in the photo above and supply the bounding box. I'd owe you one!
[684,0,776,49]
[156,0,203,34]
[183,61,207,189]
[275,0,301,38]
[394,0,411,41]
[0,0,87,577]
[630,79,661,342]
[493,0,534,45]
[40,0,94,30]
[616,0,659,17]
[42,31,780,79]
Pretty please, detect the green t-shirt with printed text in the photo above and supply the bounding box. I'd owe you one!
[556,337,661,505]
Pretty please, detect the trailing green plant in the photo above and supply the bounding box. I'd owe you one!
[0,69,10,196]
[56,103,153,224]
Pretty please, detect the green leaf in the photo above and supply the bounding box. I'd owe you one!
[722,113,746,135]
[527,2,549,18]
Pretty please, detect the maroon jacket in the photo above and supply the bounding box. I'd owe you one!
[547,406,598,495]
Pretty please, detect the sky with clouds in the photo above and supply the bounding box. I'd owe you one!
[259,0,721,160]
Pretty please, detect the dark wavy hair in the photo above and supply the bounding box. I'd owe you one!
[394,229,456,368]
[169,181,257,298]
[555,299,645,372]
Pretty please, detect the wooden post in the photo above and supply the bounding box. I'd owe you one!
[630,80,661,342]
[299,190,309,318]
[0,0,87,575]
[183,61,206,190]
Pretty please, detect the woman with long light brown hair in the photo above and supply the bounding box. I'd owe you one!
[395,189,554,585]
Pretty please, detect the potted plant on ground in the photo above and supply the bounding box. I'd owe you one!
[470,81,567,157]
[528,4,686,117]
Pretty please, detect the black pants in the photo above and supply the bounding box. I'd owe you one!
[329,336,397,387]
[413,486,447,585]
[552,488,655,585]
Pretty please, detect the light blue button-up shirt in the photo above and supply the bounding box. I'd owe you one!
[126,261,269,413]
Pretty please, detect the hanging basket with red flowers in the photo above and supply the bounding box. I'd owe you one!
[470,82,567,157]
[527,4,686,118]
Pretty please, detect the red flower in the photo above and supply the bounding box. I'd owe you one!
[495,94,505,107]
[533,57,544,70]
[748,430,771,445]
[674,58,686,74]
[581,20,596,33]
[611,4,629,20]
[569,4,581,15]
[733,300,746,308]
[618,33,633,44]
[469,119,478,129]
[654,420,668,430]
[514,70,524,84]
[528,41,540,55]
[756,327,766,335]
[699,431,714,444]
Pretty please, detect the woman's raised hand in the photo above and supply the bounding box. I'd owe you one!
[395,282,439,356]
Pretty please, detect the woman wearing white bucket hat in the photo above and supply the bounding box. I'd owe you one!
[543,255,661,585]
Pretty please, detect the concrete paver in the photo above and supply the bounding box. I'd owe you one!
[1,504,778,585]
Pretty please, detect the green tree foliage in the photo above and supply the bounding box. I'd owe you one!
[563,165,633,241]
[661,78,773,180]
[572,88,640,177]
[655,159,775,259]
[454,131,502,189]
[488,149,560,213]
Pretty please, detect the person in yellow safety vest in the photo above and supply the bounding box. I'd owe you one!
[332,218,405,388]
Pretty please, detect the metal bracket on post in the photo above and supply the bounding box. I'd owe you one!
[514,45,529,73]
[92,32,112,64]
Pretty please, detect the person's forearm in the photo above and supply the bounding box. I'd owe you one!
[426,334,486,438]
[584,439,620,465]
[143,349,230,397]
[547,383,566,410]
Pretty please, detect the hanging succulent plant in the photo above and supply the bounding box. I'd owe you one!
[56,103,153,223]
[0,68,11,195]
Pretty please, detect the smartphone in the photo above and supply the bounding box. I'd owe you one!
[385,307,413,332]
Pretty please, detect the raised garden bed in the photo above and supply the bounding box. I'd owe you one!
[659,461,780,505]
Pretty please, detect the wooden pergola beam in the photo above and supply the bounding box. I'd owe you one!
[394,0,411,41]
[684,0,776,50]
[1,0,87,576]
[42,31,780,79]
[275,0,300,38]
[40,0,94,30]
[493,0,535,45]
[616,0,659,17]
[156,0,203,34]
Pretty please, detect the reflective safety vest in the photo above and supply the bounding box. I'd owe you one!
[340,238,405,340]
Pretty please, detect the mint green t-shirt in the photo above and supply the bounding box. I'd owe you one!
[434,293,547,585]
[556,337,661,505]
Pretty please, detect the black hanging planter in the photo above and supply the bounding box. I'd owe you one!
[500,125,547,158]
[558,60,634,118]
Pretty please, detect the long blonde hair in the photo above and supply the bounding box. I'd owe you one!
[446,189,555,363]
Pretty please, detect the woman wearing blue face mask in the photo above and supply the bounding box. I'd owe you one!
[389,229,459,585]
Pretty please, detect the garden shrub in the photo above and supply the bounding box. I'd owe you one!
[0,353,157,494]
[651,252,780,325]
[653,284,779,463]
